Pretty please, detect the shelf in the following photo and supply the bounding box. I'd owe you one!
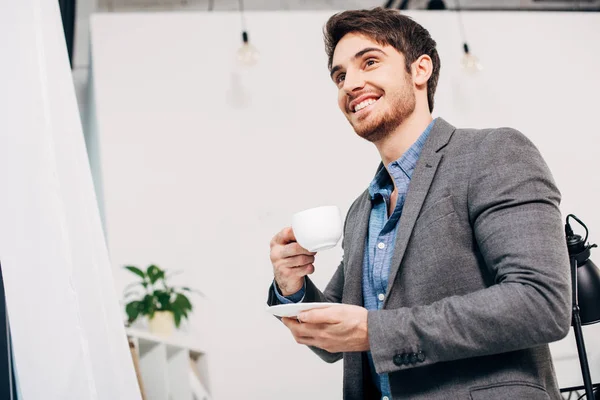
[126,327,205,356]
[126,327,211,400]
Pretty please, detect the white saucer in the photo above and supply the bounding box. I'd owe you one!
[266,302,344,318]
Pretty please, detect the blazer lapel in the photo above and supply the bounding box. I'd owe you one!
[384,118,456,302]
[343,192,371,306]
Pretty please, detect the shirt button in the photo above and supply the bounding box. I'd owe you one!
[377,242,385,249]
[378,293,385,301]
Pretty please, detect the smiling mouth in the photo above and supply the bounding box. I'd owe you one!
[353,97,380,113]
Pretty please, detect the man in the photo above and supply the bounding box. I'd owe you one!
[267,7,571,400]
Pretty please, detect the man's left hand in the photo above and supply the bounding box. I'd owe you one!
[281,304,369,353]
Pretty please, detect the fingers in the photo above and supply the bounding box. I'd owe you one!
[270,236,316,270]
[298,307,339,324]
[271,228,315,255]
[280,253,315,268]
[281,317,299,327]
[294,263,315,277]
[294,262,315,275]
[281,317,305,335]
[281,317,329,349]
[281,241,316,258]
[282,317,314,339]
[270,227,317,296]
[271,227,296,246]
[276,263,314,283]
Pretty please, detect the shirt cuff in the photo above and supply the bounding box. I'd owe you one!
[273,279,306,304]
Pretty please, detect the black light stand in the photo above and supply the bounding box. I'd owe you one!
[565,214,600,399]
[58,0,77,69]
[0,262,17,399]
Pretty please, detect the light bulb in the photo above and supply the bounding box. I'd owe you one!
[461,43,482,74]
[237,31,259,67]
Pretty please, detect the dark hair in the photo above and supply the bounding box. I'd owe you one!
[324,7,440,112]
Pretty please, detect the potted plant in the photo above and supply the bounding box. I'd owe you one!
[123,264,203,337]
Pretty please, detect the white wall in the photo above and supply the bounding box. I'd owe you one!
[0,1,142,399]
[89,10,600,399]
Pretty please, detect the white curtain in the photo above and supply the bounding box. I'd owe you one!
[0,1,142,399]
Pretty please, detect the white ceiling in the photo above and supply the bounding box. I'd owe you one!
[97,0,600,12]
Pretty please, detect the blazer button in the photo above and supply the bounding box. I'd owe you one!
[417,351,426,362]
[409,353,418,364]
[401,353,410,365]
[393,354,404,366]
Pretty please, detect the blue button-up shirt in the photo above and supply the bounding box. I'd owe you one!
[364,121,434,398]
[274,119,436,399]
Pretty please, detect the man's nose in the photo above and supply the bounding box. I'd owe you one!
[342,70,365,94]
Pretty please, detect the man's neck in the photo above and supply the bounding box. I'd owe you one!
[374,109,433,168]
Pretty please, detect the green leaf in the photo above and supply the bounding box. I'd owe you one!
[174,293,192,310]
[173,310,182,328]
[124,266,146,279]
[142,294,156,317]
[147,264,165,285]
[154,290,171,310]
[125,301,142,323]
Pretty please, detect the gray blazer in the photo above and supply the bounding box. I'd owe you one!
[268,118,572,399]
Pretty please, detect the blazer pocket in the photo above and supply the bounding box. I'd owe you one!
[470,381,550,400]
[414,195,456,232]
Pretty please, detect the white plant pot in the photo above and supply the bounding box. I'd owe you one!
[148,311,175,337]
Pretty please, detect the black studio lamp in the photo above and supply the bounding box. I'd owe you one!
[565,214,600,398]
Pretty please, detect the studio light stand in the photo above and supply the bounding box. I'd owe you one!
[565,214,600,399]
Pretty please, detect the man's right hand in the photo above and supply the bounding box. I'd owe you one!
[270,227,317,296]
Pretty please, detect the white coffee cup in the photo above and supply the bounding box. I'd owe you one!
[291,205,343,252]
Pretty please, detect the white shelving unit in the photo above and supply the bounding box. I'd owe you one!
[126,328,211,400]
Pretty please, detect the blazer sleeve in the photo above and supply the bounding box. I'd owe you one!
[368,128,572,374]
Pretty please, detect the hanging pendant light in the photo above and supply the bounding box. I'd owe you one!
[461,42,483,73]
[237,31,259,67]
[236,0,259,67]
[456,0,482,74]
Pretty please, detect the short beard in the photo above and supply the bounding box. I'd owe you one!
[350,79,416,143]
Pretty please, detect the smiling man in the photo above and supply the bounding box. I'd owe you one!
[267,7,571,400]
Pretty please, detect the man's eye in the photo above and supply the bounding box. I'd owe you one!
[336,73,346,84]
[365,59,377,67]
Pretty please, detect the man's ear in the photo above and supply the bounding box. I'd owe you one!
[412,55,433,86]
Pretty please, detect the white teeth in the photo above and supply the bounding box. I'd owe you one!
[354,98,378,112]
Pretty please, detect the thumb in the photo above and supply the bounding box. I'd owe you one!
[281,226,297,244]
[298,307,334,324]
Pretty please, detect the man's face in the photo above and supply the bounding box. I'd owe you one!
[330,32,416,143]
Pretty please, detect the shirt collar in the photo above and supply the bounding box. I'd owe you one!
[368,118,436,200]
